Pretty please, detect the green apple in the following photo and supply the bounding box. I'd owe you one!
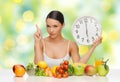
[97,64,109,76]
[97,59,109,76]
[73,65,84,76]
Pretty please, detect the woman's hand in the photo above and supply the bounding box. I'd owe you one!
[92,36,102,47]
[34,24,43,43]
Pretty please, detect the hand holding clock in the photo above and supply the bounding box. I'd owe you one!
[92,36,102,47]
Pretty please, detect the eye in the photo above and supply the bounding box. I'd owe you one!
[47,25,50,28]
[53,25,58,28]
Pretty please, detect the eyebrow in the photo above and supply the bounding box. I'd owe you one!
[46,24,58,27]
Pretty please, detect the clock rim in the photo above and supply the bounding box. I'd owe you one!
[72,16,102,45]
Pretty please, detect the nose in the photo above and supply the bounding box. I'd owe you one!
[50,28,53,32]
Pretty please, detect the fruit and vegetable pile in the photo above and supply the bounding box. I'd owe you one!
[12,59,109,78]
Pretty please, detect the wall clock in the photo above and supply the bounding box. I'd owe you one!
[72,16,102,45]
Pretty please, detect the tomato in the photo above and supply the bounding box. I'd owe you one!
[59,69,64,74]
[56,67,60,71]
[64,64,68,70]
[64,71,68,74]
[63,71,68,78]
[60,63,64,69]
[64,60,69,65]
[53,73,57,78]
[57,74,62,78]
[63,73,68,78]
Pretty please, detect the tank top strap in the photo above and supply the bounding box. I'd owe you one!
[42,39,45,52]
[67,40,70,54]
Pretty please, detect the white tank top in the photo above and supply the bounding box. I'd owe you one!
[43,40,70,67]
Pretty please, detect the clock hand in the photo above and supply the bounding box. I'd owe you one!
[85,23,88,37]
[84,18,88,37]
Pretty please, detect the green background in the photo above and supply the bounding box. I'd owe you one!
[0,0,120,69]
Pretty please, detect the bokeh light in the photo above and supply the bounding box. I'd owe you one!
[79,45,89,56]
[12,0,23,4]
[0,16,2,23]
[23,10,35,22]
[101,0,112,12]
[16,34,29,46]
[108,30,119,41]
[102,31,107,42]
[4,57,16,68]
[4,38,15,51]
[15,19,26,32]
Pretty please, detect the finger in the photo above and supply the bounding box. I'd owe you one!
[36,24,41,33]
[99,37,102,43]
[34,32,39,38]
[97,36,102,42]
[35,24,43,39]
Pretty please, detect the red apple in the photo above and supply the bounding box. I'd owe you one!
[84,65,97,76]
[13,64,26,77]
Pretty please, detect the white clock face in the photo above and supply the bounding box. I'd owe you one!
[72,16,102,45]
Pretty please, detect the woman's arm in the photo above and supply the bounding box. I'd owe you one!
[70,37,102,63]
[34,25,43,64]
[34,41,43,64]
[79,45,97,63]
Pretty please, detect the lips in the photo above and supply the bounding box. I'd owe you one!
[49,34,56,38]
[50,33,55,36]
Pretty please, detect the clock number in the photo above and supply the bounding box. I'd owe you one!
[81,38,84,42]
[79,20,83,24]
[87,39,89,43]
[96,33,98,36]
[75,30,78,33]
[77,35,80,39]
[92,37,94,41]
[96,27,98,31]
[95,24,98,31]
[76,24,80,28]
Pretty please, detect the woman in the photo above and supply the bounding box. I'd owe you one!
[34,10,102,67]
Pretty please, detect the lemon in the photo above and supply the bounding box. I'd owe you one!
[37,61,48,69]
[51,66,58,74]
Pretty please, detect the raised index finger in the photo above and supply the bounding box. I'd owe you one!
[36,24,41,33]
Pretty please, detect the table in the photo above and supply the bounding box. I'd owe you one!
[0,69,120,82]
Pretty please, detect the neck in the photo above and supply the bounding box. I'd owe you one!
[48,35,65,43]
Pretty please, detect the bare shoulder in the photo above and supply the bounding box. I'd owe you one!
[69,41,78,50]
[70,41,77,46]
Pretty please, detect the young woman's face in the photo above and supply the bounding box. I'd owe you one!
[46,18,64,39]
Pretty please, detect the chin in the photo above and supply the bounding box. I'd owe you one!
[50,35,57,39]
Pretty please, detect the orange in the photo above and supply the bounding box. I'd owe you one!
[13,64,26,77]
[45,67,53,76]
[95,60,104,68]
